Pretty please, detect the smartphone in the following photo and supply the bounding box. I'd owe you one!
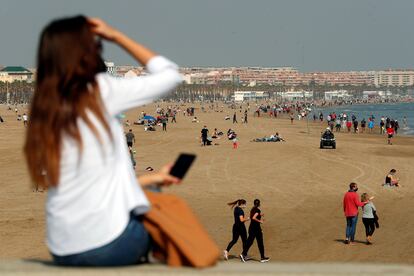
[170,153,196,179]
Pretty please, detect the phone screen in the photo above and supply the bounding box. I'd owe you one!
[170,153,196,179]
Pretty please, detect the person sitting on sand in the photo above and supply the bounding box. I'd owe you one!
[384,169,399,187]
[211,128,223,139]
[227,129,237,140]
[144,125,155,131]
[192,116,199,123]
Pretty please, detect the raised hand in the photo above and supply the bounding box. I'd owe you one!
[88,17,120,41]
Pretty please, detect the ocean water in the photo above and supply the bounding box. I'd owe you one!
[314,102,414,135]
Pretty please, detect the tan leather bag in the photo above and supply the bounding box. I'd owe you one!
[142,191,220,267]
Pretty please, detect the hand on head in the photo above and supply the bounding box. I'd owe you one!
[88,17,119,41]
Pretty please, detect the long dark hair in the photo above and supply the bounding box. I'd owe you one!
[24,15,110,188]
[250,199,261,218]
[227,199,246,209]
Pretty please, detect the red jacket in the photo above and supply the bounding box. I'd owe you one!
[343,191,365,217]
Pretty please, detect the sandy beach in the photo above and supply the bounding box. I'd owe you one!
[0,103,413,264]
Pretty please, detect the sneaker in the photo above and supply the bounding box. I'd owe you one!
[244,255,252,261]
[344,239,350,244]
[223,250,228,261]
[260,257,270,263]
[240,254,246,263]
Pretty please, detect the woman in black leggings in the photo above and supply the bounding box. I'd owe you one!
[241,199,270,263]
[223,199,249,260]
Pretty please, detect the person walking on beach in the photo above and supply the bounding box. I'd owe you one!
[201,126,209,146]
[368,119,374,133]
[244,110,248,124]
[223,199,249,261]
[24,16,182,266]
[125,129,135,148]
[162,115,167,131]
[386,125,394,145]
[171,112,176,123]
[343,183,368,245]
[290,113,294,124]
[353,119,358,133]
[361,193,378,245]
[22,113,28,127]
[240,199,270,263]
[346,120,352,133]
[380,119,385,134]
[232,137,238,149]
[360,119,366,133]
[233,112,238,124]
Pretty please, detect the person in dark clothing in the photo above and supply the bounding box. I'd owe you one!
[233,112,238,124]
[241,199,270,263]
[353,120,358,133]
[161,116,167,131]
[394,120,399,134]
[125,129,135,148]
[223,199,249,261]
[201,126,209,146]
[171,113,176,123]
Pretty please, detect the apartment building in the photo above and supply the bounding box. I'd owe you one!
[373,70,414,87]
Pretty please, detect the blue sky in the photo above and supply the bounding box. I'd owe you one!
[1,0,414,71]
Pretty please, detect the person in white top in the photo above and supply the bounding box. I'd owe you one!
[22,113,28,127]
[24,15,182,266]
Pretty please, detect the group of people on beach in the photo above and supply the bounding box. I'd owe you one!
[223,199,270,263]
[319,111,405,145]
[343,169,400,245]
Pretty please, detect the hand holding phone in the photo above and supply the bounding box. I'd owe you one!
[169,153,196,179]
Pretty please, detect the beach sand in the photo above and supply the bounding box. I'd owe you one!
[0,103,413,263]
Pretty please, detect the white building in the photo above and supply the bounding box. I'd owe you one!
[123,70,138,78]
[277,91,313,101]
[324,90,351,101]
[362,90,392,99]
[104,61,116,76]
[233,91,269,102]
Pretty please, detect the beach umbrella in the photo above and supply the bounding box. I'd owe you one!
[143,115,156,121]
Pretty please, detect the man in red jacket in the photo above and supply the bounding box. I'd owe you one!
[343,182,367,244]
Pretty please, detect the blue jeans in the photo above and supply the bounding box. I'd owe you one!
[345,216,358,241]
[52,213,151,266]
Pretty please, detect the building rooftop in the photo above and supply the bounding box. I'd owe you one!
[0,66,32,73]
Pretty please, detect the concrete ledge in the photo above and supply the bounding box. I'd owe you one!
[0,260,414,276]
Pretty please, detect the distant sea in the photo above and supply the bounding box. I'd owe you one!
[314,102,414,136]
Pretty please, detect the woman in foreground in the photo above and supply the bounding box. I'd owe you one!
[240,199,270,263]
[223,199,249,260]
[24,15,182,266]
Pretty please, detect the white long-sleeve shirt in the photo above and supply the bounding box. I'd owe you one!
[46,56,182,256]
